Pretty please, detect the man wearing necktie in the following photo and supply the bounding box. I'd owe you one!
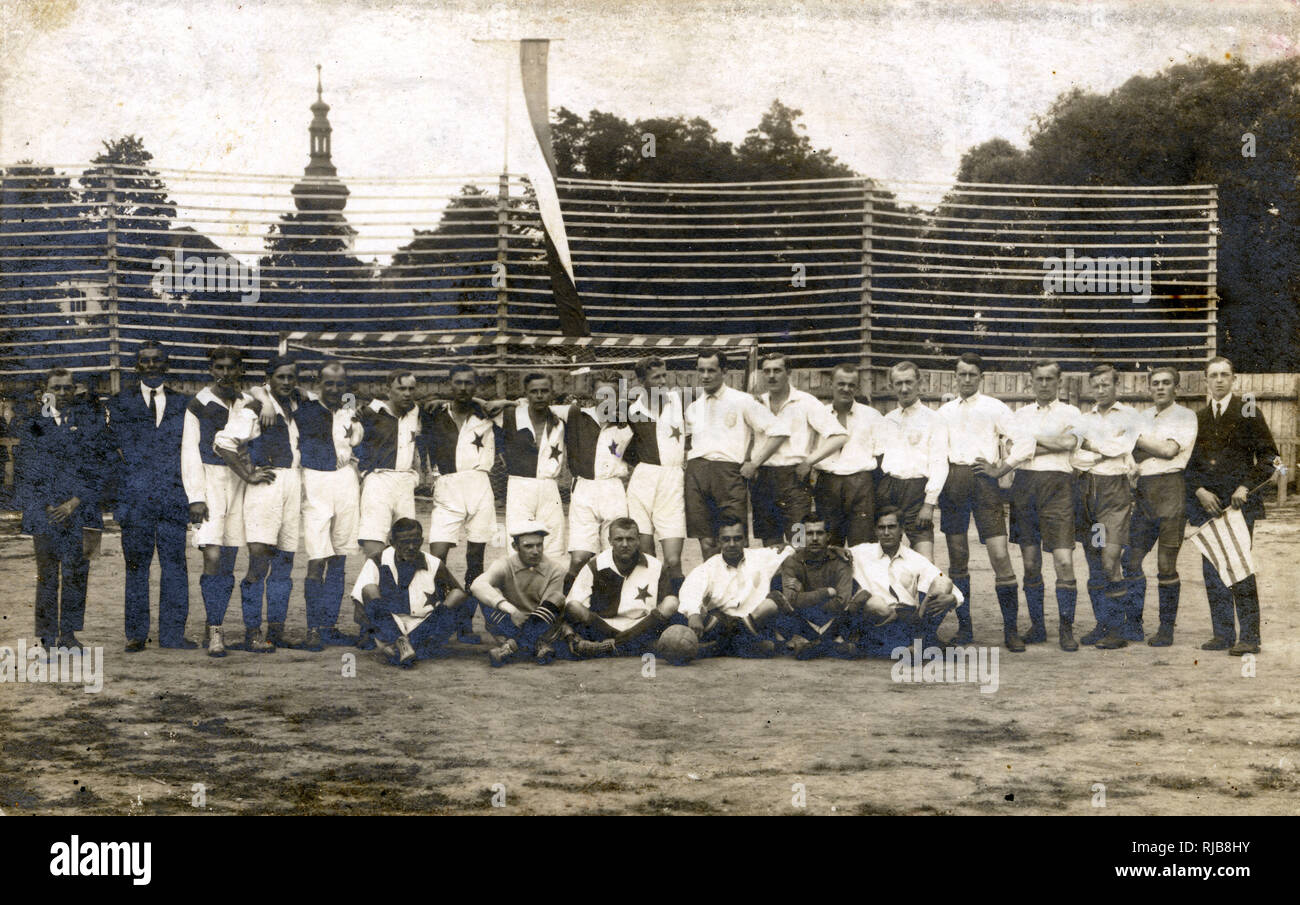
[106,342,193,652]
[1185,356,1279,655]
[14,367,108,651]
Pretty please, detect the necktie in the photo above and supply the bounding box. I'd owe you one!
[150,389,160,427]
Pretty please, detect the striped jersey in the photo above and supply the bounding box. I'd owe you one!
[565,550,674,631]
[564,403,633,481]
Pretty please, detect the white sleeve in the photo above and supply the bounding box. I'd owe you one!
[566,561,594,607]
[676,562,710,617]
[807,400,847,439]
[351,558,380,602]
[181,408,206,506]
[214,405,259,454]
[744,396,787,437]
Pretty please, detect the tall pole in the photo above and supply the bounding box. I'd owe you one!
[496,173,510,397]
[1206,189,1219,364]
[859,179,874,389]
[106,166,120,394]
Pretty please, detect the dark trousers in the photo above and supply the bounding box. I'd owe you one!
[33,528,88,644]
[365,598,457,656]
[1203,509,1261,645]
[121,509,189,644]
[813,471,876,546]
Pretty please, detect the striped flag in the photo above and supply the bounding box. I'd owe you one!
[1189,507,1255,587]
[514,39,588,337]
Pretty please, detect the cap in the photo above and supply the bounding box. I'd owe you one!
[510,520,550,539]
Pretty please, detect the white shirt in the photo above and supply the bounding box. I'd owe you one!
[1069,402,1141,476]
[214,387,301,468]
[1006,399,1082,473]
[937,392,1017,466]
[1201,392,1232,421]
[815,401,884,475]
[351,548,447,635]
[879,401,949,504]
[1135,402,1198,476]
[848,542,964,608]
[684,384,787,465]
[140,383,165,428]
[757,387,845,467]
[677,545,794,618]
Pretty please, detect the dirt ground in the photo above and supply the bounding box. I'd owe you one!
[1,500,1298,816]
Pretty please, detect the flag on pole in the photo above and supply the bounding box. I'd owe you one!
[1189,507,1256,587]
[513,39,588,337]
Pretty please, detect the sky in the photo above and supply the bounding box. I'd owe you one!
[0,0,1295,257]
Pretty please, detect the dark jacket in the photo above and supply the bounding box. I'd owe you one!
[106,384,189,522]
[14,402,108,534]
[1185,395,1279,524]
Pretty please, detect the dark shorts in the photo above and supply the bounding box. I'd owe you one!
[813,470,876,545]
[939,464,1007,541]
[1130,472,1186,553]
[1074,472,1133,549]
[874,474,933,546]
[685,458,747,540]
[1009,470,1076,551]
[750,465,812,544]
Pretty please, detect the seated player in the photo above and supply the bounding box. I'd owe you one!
[676,516,795,658]
[772,515,864,659]
[847,507,963,657]
[349,518,468,667]
[562,517,681,658]
[470,521,570,666]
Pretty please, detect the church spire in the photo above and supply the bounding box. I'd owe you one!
[292,64,349,212]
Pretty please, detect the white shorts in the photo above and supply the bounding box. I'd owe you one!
[627,463,686,540]
[243,467,302,551]
[358,470,418,545]
[191,463,246,549]
[568,476,628,554]
[302,466,360,560]
[505,475,565,562]
[429,469,495,546]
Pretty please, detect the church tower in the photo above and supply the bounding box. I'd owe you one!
[290,65,350,213]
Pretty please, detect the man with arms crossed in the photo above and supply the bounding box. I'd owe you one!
[1003,360,1082,652]
[1069,363,1142,649]
[1123,366,1197,647]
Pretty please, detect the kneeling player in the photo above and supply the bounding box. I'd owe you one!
[350,518,468,667]
[562,518,681,658]
[847,507,962,657]
[471,521,569,666]
[676,516,794,658]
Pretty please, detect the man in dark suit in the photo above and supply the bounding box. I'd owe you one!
[14,366,108,650]
[1186,356,1279,656]
[106,341,194,652]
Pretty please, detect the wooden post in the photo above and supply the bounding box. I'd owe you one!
[1206,189,1219,363]
[859,180,873,382]
[105,166,120,394]
[495,172,510,397]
